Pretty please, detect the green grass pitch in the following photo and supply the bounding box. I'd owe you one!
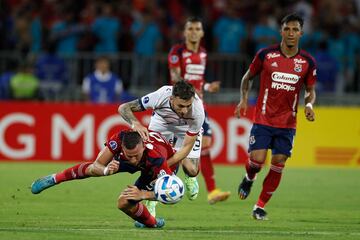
[0,162,359,240]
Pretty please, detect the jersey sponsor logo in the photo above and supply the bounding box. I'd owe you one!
[294,58,306,64]
[109,140,118,150]
[266,53,280,59]
[271,72,299,84]
[143,96,150,104]
[185,64,205,75]
[271,82,296,91]
[184,73,202,81]
[170,55,179,63]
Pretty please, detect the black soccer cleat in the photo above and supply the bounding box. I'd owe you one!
[238,176,253,200]
[252,207,268,220]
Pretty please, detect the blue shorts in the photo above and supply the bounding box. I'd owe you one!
[248,124,296,156]
[202,111,212,137]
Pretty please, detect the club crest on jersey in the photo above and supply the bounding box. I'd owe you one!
[109,141,118,150]
[170,55,179,64]
[143,96,149,104]
[249,135,256,145]
[294,63,302,72]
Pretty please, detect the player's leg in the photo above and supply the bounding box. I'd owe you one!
[201,130,230,204]
[118,192,164,228]
[239,124,273,199]
[31,161,93,194]
[252,127,295,220]
[179,132,202,200]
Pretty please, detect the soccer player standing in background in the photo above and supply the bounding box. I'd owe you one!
[168,17,230,204]
[234,13,316,220]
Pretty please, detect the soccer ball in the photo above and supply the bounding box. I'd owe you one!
[154,174,184,204]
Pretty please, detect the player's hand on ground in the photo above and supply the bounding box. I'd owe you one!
[304,107,315,121]
[122,185,144,201]
[207,81,221,93]
[234,100,248,118]
[132,122,149,141]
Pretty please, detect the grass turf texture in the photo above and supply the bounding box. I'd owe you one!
[0,162,359,240]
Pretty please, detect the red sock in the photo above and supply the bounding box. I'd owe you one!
[54,162,92,183]
[257,163,284,208]
[132,203,157,227]
[246,158,263,180]
[200,148,216,192]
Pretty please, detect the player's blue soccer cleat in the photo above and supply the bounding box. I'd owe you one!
[252,206,268,220]
[31,174,56,194]
[238,176,254,200]
[184,175,199,200]
[134,218,165,228]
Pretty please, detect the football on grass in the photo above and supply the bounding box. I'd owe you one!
[154,174,184,204]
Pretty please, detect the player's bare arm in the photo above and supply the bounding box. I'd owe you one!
[170,67,182,84]
[304,85,316,122]
[87,147,119,176]
[167,134,198,167]
[118,100,149,140]
[121,185,156,201]
[235,69,254,118]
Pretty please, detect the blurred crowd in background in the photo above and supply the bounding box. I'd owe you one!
[0,0,360,102]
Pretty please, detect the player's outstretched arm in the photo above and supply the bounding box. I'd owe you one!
[304,85,316,122]
[87,147,119,176]
[118,100,149,140]
[167,134,197,167]
[235,69,253,118]
[121,185,156,201]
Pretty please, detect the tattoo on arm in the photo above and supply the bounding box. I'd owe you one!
[119,99,143,125]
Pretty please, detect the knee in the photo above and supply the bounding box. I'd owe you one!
[117,194,129,211]
[183,163,199,177]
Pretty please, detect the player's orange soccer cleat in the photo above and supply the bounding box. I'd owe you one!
[207,188,231,204]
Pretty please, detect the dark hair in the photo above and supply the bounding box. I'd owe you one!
[280,13,304,28]
[186,16,203,24]
[120,131,142,149]
[172,80,195,100]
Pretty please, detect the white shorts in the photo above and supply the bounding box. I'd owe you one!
[148,124,202,159]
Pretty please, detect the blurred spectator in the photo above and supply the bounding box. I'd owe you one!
[82,56,123,103]
[314,41,338,93]
[131,9,162,84]
[131,9,162,55]
[213,7,247,53]
[10,61,39,100]
[252,15,279,52]
[91,2,121,53]
[0,60,18,100]
[34,43,68,101]
[50,8,86,56]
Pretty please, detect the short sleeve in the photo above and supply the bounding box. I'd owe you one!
[140,86,171,110]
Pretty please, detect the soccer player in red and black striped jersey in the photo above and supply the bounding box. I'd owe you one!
[168,17,230,204]
[234,13,317,220]
[31,130,177,228]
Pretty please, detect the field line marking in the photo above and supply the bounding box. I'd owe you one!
[0,227,359,236]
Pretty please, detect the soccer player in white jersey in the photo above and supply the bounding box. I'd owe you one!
[118,80,205,216]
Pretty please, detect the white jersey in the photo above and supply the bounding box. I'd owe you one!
[139,85,205,158]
